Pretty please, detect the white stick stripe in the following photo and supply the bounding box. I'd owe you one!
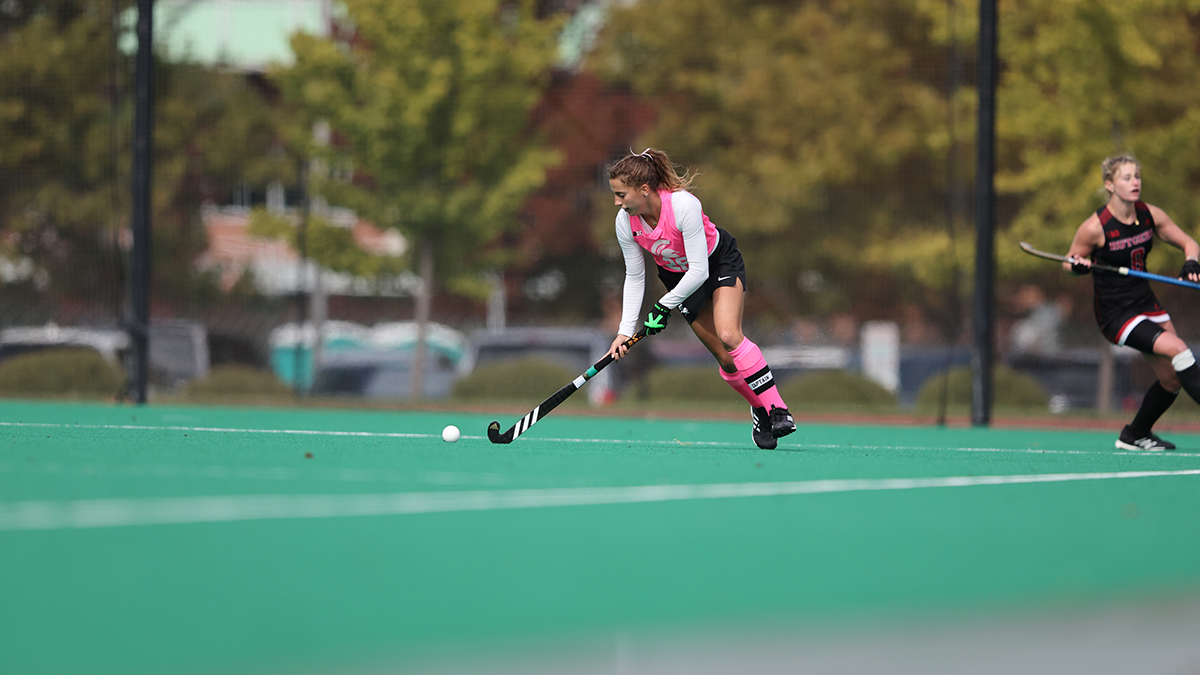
[3,468,1198,531]
[520,408,538,433]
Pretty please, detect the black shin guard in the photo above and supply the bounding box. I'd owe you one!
[1129,382,1178,436]
[1177,363,1200,405]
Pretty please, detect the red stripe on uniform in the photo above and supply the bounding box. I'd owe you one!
[1116,310,1170,346]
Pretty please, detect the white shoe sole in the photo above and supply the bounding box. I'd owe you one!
[1115,439,1166,452]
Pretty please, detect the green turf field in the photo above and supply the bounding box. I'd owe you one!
[3,400,1200,675]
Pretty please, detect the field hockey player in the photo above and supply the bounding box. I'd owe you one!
[1064,154,1200,451]
[606,148,795,449]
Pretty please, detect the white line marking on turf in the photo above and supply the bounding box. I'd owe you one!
[0,462,526,487]
[0,421,444,440]
[2,468,1198,531]
[6,421,1200,458]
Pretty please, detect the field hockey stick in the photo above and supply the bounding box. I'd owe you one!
[1019,241,1200,291]
[487,328,649,444]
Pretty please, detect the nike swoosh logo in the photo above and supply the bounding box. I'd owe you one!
[718,276,732,281]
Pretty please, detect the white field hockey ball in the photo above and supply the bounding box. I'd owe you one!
[442,425,461,443]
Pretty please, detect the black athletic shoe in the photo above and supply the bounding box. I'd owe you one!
[752,406,777,450]
[770,406,796,439]
[1115,425,1176,451]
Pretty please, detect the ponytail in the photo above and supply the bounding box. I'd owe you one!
[607,148,695,192]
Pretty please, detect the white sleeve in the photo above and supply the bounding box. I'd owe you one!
[657,193,710,309]
[615,212,646,337]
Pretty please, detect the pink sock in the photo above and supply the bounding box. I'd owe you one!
[720,366,761,407]
[729,337,787,411]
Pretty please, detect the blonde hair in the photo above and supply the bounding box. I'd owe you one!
[607,148,695,192]
[1101,153,1141,194]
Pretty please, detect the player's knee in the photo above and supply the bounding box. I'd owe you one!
[1155,332,1188,357]
[718,329,744,352]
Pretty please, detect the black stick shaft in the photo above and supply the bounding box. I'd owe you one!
[488,329,648,444]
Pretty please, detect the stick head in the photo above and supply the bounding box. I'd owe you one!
[487,421,513,444]
[1017,241,1071,264]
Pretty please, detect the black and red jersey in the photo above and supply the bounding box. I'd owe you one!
[1091,201,1164,339]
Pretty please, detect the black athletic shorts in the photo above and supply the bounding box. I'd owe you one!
[655,227,747,324]
[1096,294,1170,353]
[1122,319,1167,354]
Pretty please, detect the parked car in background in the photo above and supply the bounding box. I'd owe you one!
[148,320,211,390]
[310,351,458,400]
[269,320,465,393]
[0,320,210,392]
[1006,347,1141,412]
[460,327,618,405]
[0,324,128,366]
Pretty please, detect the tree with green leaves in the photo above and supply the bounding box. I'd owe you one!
[0,0,294,324]
[1,0,132,321]
[271,0,564,396]
[589,0,961,325]
[996,0,1200,278]
[590,0,1200,342]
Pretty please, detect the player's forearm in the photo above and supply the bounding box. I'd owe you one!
[619,269,645,336]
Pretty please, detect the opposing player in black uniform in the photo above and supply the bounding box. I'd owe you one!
[1066,154,1200,450]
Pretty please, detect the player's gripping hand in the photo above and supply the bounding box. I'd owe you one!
[1180,259,1200,282]
[1069,256,1092,276]
[644,302,671,335]
[609,334,633,360]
